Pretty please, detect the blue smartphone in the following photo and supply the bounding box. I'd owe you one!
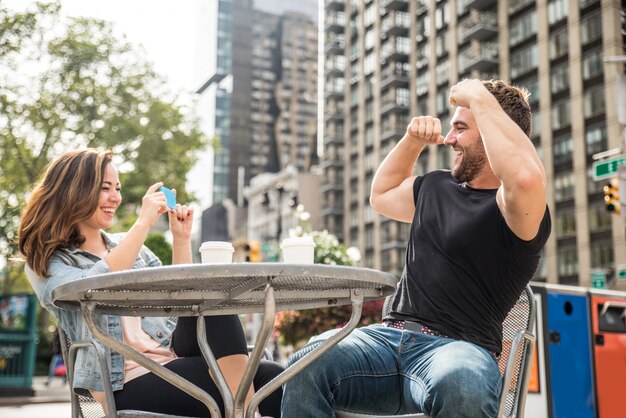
[159,186,177,210]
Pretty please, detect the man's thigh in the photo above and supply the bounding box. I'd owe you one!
[293,325,408,414]
[400,336,501,415]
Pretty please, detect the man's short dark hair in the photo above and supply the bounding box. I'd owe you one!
[482,80,532,137]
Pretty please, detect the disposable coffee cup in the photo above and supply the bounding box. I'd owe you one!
[199,241,234,264]
[280,236,315,264]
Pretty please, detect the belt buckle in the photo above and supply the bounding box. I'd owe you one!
[403,321,423,333]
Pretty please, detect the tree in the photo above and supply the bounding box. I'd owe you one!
[0,2,207,265]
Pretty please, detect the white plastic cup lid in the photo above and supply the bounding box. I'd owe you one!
[199,241,234,251]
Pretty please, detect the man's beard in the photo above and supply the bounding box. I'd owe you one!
[451,145,487,183]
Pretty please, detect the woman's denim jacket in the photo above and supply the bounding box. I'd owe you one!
[25,231,176,394]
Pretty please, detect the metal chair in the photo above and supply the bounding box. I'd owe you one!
[58,323,273,418]
[59,326,196,418]
[335,285,537,418]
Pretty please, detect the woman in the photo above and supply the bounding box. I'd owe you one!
[18,149,282,417]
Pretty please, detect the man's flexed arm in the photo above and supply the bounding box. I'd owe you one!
[370,116,445,223]
[449,79,547,240]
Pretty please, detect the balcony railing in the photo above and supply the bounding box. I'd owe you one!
[381,11,410,36]
[458,11,497,42]
[381,37,410,62]
[325,11,345,33]
[325,0,345,12]
[380,63,410,89]
[459,42,499,73]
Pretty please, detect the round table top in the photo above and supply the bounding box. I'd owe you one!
[52,263,398,316]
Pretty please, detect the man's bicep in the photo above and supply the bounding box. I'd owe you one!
[497,186,547,241]
[371,176,416,223]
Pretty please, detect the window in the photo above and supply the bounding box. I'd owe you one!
[590,240,614,269]
[510,10,537,46]
[416,71,429,96]
[585,123,607,157]
[549,27,569,60]
[554,172,575,202]
[553,133,573,165]
[588,202,613,233]
[435,32,449,57]
[437,146,450,169]
[583,85,605,118]
[436,87,449,115]
[581,11,602,44]
[416,43,429,69]
[510,44,538,78]
[364,53,375,75]
[556,208,577,238]
[436,59,450,85]
[435,3,450,30]
[548,0,568,25]
[551,101,571,129]
[365,29,375,51]
[551,62,569,94]
[396,87,410,106]
[531,111,541,139]
[364,3,376,27]
[582,48,603,80]
[558,246,578,278]
[518,76,539,104]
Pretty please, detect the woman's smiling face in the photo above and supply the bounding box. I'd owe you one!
[78,163,122,233]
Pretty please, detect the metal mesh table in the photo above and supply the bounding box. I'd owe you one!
[52,263,397,418]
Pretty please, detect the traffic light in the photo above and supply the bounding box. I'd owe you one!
[603,181,621,215]
[244,240,261,262]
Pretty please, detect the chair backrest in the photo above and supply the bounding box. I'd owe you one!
[497,284,536,418]
[336,285,536,418]
[57,327,107,418]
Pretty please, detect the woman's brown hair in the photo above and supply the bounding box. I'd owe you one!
[18,149,113,277]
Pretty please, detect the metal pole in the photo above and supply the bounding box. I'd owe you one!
[276,184,284,242]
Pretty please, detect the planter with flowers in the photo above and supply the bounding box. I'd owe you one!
[273,208,385,349]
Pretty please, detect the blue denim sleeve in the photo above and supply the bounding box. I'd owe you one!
[33,256,112,309]
[139,244,162,268]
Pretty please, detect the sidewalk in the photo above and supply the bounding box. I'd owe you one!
[0,376,70,406]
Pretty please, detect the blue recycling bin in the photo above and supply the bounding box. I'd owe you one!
[0,293,38,396]
[545,285,596,418]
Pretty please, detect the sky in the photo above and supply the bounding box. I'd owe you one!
[1,0,210,266]
[5,0,202,95]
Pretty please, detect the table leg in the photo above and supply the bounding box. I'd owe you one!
[197,284,276,418]
[245,289,365,418]
[81,302,222,418]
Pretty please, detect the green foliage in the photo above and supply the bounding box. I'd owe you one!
[1,260,31,295]
[144,233,172,266]
[0,1,207,260]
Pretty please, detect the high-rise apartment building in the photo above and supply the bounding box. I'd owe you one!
[320,0,626,285]
[206,0,318,205]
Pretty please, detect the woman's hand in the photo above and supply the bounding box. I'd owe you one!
[168,191,194,241]
[136,183,168,229]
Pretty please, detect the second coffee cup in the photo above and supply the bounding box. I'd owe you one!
[199,241,234,264]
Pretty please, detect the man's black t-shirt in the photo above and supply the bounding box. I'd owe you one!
[385,170,551,354]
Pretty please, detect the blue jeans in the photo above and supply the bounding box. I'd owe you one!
[281,325,501,418]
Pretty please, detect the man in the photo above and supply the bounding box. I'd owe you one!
[281,79,551,418]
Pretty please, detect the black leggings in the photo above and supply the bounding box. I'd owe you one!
[114,315,283,417]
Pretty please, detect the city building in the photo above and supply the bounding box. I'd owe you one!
[245,167,323,255]
[320,0,626,286]
[196,0,319,207]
